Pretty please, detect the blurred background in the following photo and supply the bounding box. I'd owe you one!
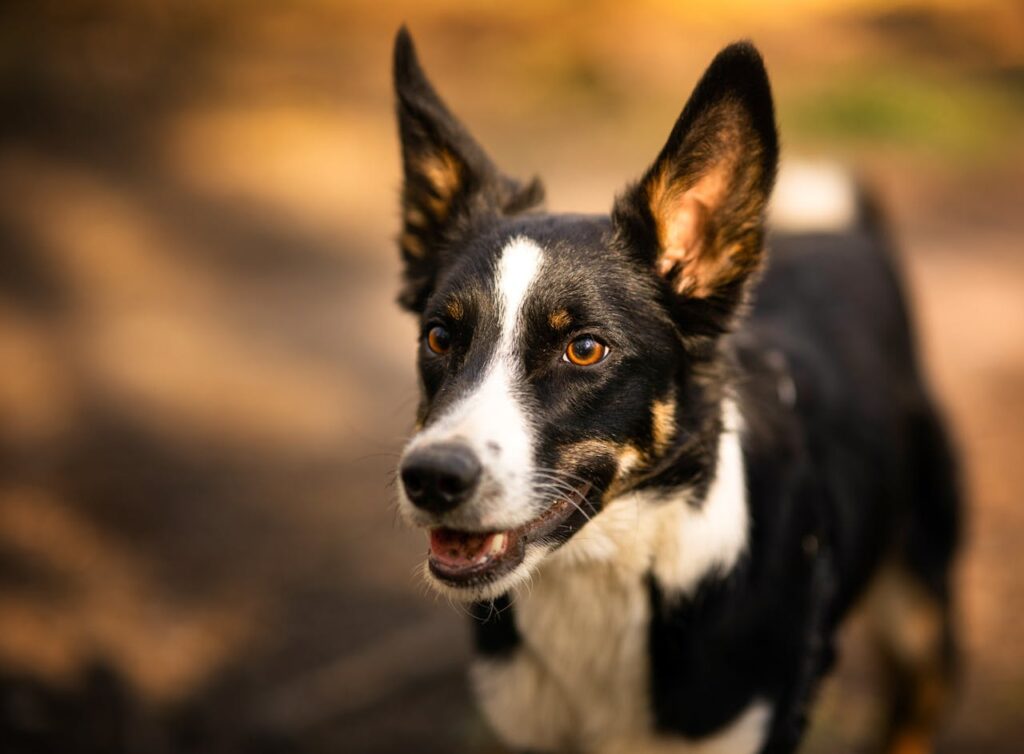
[0,1,1022,752]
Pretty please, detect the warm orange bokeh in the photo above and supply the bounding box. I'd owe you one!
[0,2,1021,751]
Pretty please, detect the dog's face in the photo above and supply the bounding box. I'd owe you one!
[391,28,777,600]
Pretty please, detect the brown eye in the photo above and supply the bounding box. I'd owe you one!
[564,335,608,366]
[426,325,451,355]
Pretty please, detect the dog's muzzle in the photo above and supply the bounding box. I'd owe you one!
[400,441,482,514]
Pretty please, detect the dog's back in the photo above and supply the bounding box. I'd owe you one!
[734,165,961,749]
[754,165,959,609]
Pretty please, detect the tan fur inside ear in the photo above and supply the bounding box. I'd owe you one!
[414,148,463,221]
[399,231,426,258]
[400,148,466,263]
[646,109,765,299]
[404,207,429,229]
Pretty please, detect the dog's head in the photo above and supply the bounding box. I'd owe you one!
[391,28,777,601]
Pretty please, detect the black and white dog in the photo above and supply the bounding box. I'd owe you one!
[391,27,960,754]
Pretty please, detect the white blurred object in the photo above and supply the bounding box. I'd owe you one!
[770,160,859,233]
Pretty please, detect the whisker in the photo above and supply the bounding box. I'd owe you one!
[530,468,608,498]
[531,466,601,487]
[530,484,594,522]
[531,479,601,502]
[531,482,583,499]
[531,482,575,492]
[529,468,606,518]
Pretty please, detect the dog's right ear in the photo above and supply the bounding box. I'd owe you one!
[393,27,544,312]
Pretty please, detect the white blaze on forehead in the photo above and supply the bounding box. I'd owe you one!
[401,236,544,530]
[496,236,543,337]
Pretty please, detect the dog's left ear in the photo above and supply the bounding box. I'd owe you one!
[394,27,544,312]
[613,42,778,329]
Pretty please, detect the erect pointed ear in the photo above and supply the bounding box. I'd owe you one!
[612,42,778,329]
[393,27,544,312]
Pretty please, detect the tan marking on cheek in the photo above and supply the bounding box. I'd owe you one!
[602,445,644,500]
[558,439,619,469]
[548,309,571,330]
[446,298,464,321]
[651,394,677,456]
[615,446,642,477]
[400,231,426,258]
[557,439,645,501]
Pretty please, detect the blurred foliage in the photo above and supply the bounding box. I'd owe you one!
[783,68,1024,158]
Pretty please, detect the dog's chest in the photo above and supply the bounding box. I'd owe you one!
[470,551,772,754]
[469,412,771,752]
[471,556,652,752]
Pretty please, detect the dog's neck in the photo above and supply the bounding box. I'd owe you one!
[535,397,750,599]
[481,398,753,752]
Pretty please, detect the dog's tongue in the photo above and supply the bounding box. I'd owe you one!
[429,528,501,569]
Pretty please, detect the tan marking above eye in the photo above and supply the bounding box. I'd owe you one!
[548,309,571,330]
[446,299,464,320]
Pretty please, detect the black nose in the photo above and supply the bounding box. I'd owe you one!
[400,442,482,514]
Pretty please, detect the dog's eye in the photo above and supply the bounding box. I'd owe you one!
[425,325,452,355]
[564,335,608,366]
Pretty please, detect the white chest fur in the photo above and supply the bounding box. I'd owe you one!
[470,401,771,753]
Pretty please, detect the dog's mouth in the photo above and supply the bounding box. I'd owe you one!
[427,482,593,586]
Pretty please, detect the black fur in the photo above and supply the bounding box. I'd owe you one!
[393,27,544,312]
[394,29,961,754]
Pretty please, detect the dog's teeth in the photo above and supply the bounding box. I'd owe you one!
[490,533,507,555]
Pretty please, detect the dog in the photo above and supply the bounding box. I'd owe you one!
[390,26,961,754]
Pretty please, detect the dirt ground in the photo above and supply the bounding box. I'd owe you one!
[0,2,1022,752]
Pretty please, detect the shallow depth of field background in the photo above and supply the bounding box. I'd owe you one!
[1,1,1022,752]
